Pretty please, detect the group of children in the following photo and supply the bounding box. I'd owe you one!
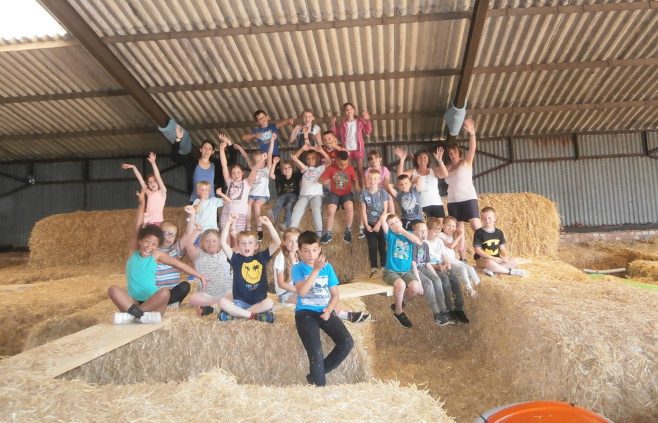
[110,105,527,386]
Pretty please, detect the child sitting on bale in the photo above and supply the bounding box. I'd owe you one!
[474,207,528,277]
[109,191,207,325]
[292,231,354,386]
[217,214,281,323]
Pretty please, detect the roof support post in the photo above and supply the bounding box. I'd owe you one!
[39,0,169,127]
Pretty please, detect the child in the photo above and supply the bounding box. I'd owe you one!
[438,216,480,294]
[217,134,259,246]
[217,215,281,322]
[290,145,329,235]
[360,169,389,277]
[181,206,233,316]
[319,150,360,245]
[274,228,371,321]
[121,152,167,225]
[474,207,528,277]
[244,135,275,240]
[154,220,193,306]
[389,174,424,231]
[292,231,355,386]
[270,157,301,230]
[413,221,467,324]
[109,191,207,324]
[359,149,395,238]
[380,212,423,328]
[192,181,223,232]
[242,109,293,157]
[319,130,346,165]
[290,109,321,148]
[330,102,372,183]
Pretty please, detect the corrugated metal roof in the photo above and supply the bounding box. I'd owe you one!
[0,0,655,161]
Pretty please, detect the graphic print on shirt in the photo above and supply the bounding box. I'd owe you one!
[258,130,273,143]
[400,192,418,214]
[299,273,330,307]
[241,260,263,287]
[393,238,410,261]
[228,181,246,201]
[482,238,501,256]
[333,171,349,190]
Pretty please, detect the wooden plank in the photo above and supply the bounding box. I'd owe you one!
[0,321,167,379]
[338,281,393,299]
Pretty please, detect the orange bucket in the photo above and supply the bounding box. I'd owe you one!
[474,401,611,423]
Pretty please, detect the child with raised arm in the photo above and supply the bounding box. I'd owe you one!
[181,206,233,317]
[330,102,372,183]
[242,109,293,157]
[319,150,360,245]
[269,156,301,230]
[245,135,275,240]
[154,220,193,306]
[360,168,389,277]
[217,215,281,322]
[121,152,167,225]
[437,216,480,294]
[290,109,321,148]
[192,181,223,232]
[217,134,259,246]
[292,231,355,386]
[474,207,528,277]
[319,130,346,165]
[109,191,207,324]
[289,145,329,235]
[381,212,423,328]
[389,173,424,231]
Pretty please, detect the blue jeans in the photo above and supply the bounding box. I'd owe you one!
[271,193,298,227]
[295,310,354,386]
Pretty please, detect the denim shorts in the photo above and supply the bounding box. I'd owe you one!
[232,299,253,310]
[249,195,270,202]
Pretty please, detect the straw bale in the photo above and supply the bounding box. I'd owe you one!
[0,367,454,423]
[559,240,658,272]
[627,260,658,283]
[62,303,373,386]
[0,271,121,356]
[364,259,656,422]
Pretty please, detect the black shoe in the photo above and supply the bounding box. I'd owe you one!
[320,232,333,244]
[390,302,406,312]
[343,229,352,244]
[200,306,214,316]
[435,312,455,326]
[393,311,412,328]
[348,311,371,323]
[306,373,313,384]
[451,309,470,323]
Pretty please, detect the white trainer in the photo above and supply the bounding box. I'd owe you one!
[510,268,528,277]
[139,312,162,324]
[482,269,495,277]
[113,312,135,325]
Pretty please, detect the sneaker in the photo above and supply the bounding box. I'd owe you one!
[218,311,235,321]
[390,302,405,312]
[510,268,528,277]
[343,229,352,244]
[200,306,214,316]
[256,311,275,323]
[451,309,470,324]
[393,311,412,328]
[358,227,366,239]
[482,269,495,277]
[468,289,478,298]
[113,312,135,325]
[139,312,162,324]
[435,312,455,326]
[348,311,371,323]
[369,267,377,278]
[257,230,264,242]
[320,232,333,244]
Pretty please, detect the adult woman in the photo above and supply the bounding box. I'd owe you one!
[394,147,446,219]
[435,118,482,232]
[170,125,237,202]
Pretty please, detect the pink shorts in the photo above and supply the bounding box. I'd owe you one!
[348,149,364,160]
[220,211,247,233]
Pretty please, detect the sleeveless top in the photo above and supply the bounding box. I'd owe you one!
[145,190,166,224]
[191,162,215,202]
[412,168,442,207]
[194,250,232,299]
[126,251,158,301]
[445,163,478,203]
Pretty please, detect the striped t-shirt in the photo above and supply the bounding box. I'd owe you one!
[156,242,183,288]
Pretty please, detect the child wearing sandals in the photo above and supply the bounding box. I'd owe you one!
[109,191,207,324]
[121,152,167,226]
[182,206,233,316]
[217,215,281,323]
[274,228,370,323]
[474,207,528,277]
[435,216,480,295]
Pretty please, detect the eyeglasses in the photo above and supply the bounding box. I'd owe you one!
[163,231,177,237]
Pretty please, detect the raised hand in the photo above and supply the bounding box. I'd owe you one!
[434,147,444,162]
[393,147,407,159]
[121,163,135,170]
[330,114,337,127]
[147,152,157,163]
[175,124,184,140]
[217,133,232,146]
[184,205,196,215]
[272,156,281,165]
[313,254,326,271]
[362,110,370,120]
[258,215,272,226]
[463,118,475,135]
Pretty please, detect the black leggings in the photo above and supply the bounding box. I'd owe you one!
[168,282,190,305]
[295,310,354,386]
[365,227,386,268]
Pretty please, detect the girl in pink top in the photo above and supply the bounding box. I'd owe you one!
[331,102,373,183]
[122,152,167,225]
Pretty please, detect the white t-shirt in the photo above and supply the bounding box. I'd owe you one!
[273,251,298,296]
[345,120,358,151]
[192,197,223,231]
[249,166,270,197]
[438,233,458,262]
[412,169,442,207]
[426,237,448,265]
[300,164,326,196]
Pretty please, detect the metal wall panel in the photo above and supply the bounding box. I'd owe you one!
[33,161,83,182]
[512,135,574,160]
[647,130,658,151]
[579,132,643,157]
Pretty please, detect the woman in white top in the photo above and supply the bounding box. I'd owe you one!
[394,148,446,219]
[435,118,482,232]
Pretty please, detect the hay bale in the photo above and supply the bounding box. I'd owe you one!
[62,305,373,386]
[627,260,658,283]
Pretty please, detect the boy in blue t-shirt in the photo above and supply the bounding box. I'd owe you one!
[241,109,293,157]
[380,212,423,328]
[217,214,281,322]
[292,231,354,386]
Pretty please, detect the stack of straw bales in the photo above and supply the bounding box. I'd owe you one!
[628,260,658,283]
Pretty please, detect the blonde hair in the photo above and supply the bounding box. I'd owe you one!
[426,217,442,231]
[195,180,210,191]
[237,230,258,242]
[199,229,220,252]
[281,227,302,284]
[442,216,457,226]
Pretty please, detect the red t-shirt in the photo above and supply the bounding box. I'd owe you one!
[321,165,357,196]
[322,146,340,164]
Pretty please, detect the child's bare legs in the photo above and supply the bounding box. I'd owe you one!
[218,296,274,318]
[405,280,422,302]
[189,292,219,307]
[108,285,136,312]
[477,257,519,274]
[108,285,170,315]
[456,222,467,260]
[324,204,338,235]
[353,157,364,187]
[140,289,170,314]
[392,279,406,314]
[343,201,354,231]
[252,199,267,232]
[469,217,482,231]
[246,199,254,230]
